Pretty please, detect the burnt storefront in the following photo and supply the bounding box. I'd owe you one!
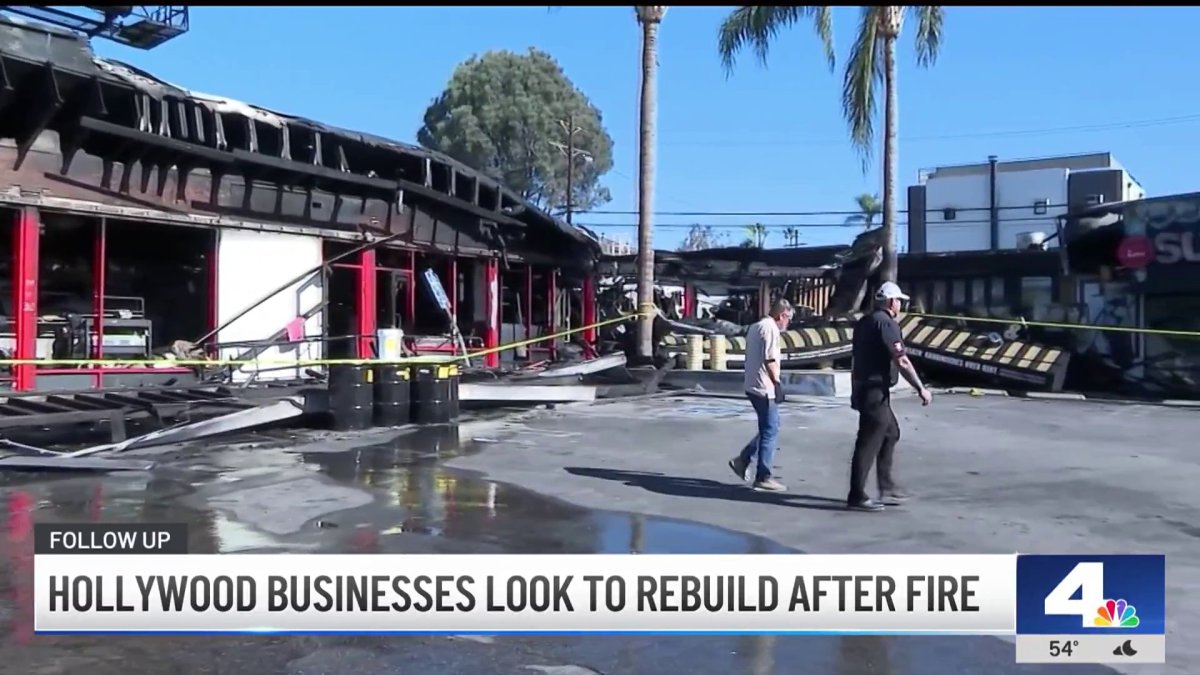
[1064,193,1200,396]
[0,17,600,393]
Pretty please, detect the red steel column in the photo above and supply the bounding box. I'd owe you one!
[357,248,377,359]
[484,258,500,368]
[12,208,39,391]
[582,275,597,343]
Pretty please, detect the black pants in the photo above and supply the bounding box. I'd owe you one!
[848,386,900,504]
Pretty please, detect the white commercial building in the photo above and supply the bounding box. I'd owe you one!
[906,152,1145,254]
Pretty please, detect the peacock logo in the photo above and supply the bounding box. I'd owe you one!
[1094,599,1140,628]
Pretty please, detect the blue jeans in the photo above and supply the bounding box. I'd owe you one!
[738,392,779,482]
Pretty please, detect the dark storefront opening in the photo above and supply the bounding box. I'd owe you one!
[103,219,214,359]
[375,248,413,333]
[411,254,461,337]
[325,266,358,359]
[38,214,94,361]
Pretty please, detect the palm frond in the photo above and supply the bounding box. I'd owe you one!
[841,6,883,166]
[910,5,943,67]
[855,192,881,212]
[717,6,835,76]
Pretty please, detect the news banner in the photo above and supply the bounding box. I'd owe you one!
[34,524,1166,664]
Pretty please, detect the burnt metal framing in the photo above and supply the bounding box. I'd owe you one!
[0,21,597,270]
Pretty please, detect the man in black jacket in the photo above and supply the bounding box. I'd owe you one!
[847,282,933,512]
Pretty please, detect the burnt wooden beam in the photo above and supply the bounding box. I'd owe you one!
[80,115,237,166]
[246,118,259,153]
[174,162,193,202]
[173,99,189,140]
[14,63,65,171]
[0,56,14,118]
[59,77,107,174]
[139,158,156,194]
[312,130,323,166]
[157,97,171,137]
[156,160,176,197]
[280,123,292,160]
[190,101,207,145]
[396,176,524,229]
[229,148,396,196]
[336,144,349,173]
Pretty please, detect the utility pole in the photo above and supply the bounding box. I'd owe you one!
[550,115,592,225]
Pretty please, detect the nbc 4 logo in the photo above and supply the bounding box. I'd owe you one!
[1044,562,1140,628]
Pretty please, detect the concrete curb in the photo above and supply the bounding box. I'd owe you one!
[937,387,1009,397]
[936,387,1200,408]
[1159,399,1200,409]
[1020,391,1087,401]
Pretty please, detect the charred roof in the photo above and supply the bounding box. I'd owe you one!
[0,15,598,257]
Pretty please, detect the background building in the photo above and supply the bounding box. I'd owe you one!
[907,152,1146,254]
[597,234,635,256]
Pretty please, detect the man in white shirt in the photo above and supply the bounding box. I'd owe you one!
[727,298,794,492]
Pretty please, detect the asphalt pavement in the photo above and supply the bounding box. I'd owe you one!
[0,393,1194,674]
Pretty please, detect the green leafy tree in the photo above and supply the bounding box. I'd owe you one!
[417,48,615,214]
[845,193,882,229]
[717,6,944,281]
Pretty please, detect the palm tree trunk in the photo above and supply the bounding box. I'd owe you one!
[880,34,899,282]
[636,17,660,358]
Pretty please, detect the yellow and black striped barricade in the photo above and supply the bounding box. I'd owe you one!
[898,314,1071,391]
[662,324,855,367]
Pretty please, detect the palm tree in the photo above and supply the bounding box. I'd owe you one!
[845,193,882,229]
[782,226,803,247]
[717,6,943,281]
[633,6,667,359]
[742,223,769,248]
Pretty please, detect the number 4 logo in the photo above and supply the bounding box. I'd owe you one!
[1044,562,1105,628]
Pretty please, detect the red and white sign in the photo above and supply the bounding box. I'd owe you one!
[1121,226,1200,268]
[1116,235,1152,269]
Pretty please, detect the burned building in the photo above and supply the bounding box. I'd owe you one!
[0,17,600,393]
[1062,193,1200,396]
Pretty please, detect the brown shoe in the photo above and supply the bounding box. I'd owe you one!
[753,478,787,492]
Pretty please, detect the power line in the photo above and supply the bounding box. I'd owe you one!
[578,215,1060,230]
[660,113,1200,148]
[582,202,1073,217]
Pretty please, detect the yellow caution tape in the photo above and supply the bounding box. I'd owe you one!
[0,311,653,368]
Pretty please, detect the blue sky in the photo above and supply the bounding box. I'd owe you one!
[91,6,1198,251]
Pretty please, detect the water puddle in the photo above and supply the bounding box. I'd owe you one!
[0,422,1119,674]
